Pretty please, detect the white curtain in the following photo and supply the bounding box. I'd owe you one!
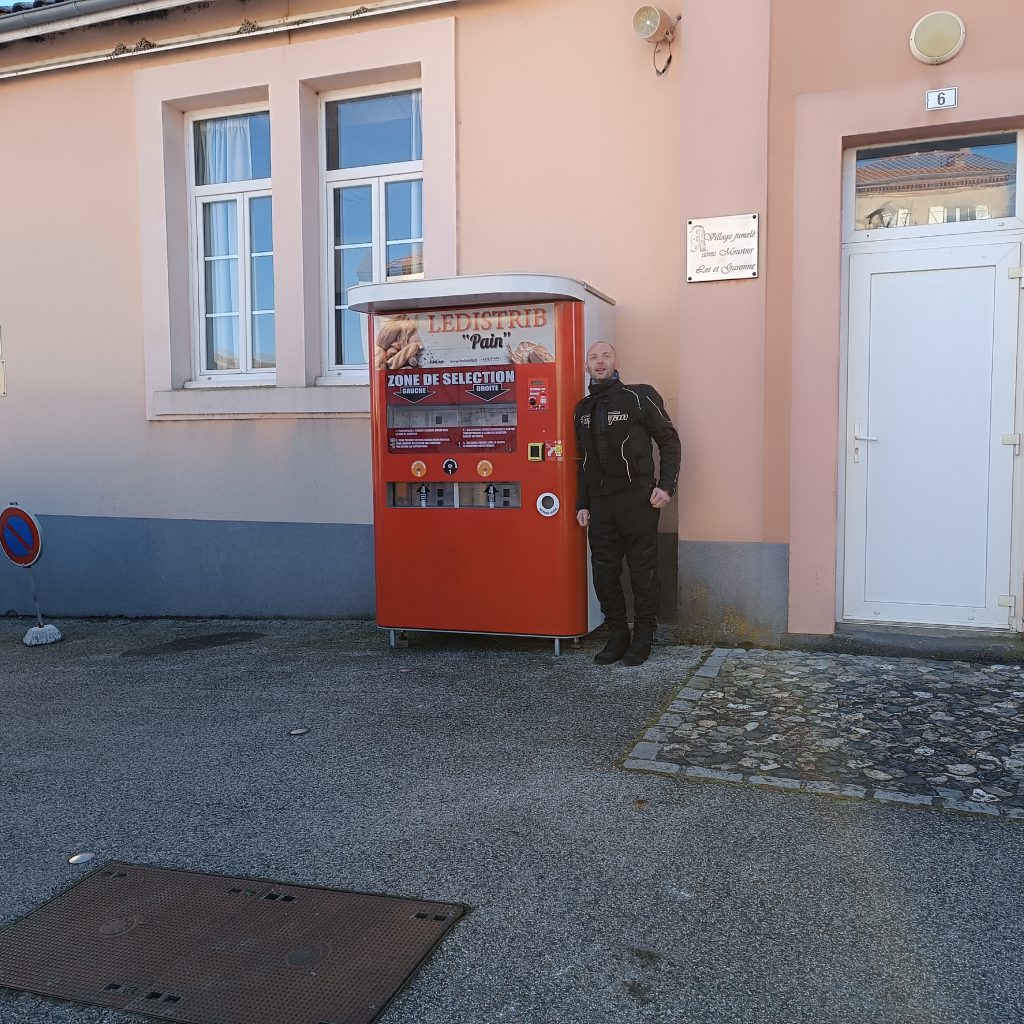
[203,202,238,314]
[203,200,239,369]
[196,117,253,185]
[409,91,422,160]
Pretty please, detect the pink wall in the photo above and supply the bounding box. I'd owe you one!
[768,1,1024,632]
[676,0,770,543]
[457,0,683,413]
[0,2,686,533]
[8,0,1022,634]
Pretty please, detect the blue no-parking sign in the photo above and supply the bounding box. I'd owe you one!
[0,505,43,568]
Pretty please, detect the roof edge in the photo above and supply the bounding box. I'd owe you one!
[0,0,193,43]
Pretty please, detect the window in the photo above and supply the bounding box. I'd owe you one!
[854,134,1017,231]
[323,90,424,373]
[189,110,275,383]
[138,20,455,418]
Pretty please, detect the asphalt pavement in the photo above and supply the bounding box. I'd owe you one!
[1,618,1022,1024]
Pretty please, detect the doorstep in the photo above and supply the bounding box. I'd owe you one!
[782,624,1024,665]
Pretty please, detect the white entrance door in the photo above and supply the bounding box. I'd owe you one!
[843,243,1021,628]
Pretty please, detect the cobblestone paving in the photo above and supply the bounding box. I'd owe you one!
[625,648,1024,819]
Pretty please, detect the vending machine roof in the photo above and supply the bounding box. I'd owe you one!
[347,274,615,313]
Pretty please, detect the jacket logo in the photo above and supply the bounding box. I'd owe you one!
[607,411,629,423]
[580,414,591,426]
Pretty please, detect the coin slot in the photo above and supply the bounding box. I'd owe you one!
[536,492,560,517]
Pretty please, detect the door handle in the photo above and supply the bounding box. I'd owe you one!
[853,421,878,441]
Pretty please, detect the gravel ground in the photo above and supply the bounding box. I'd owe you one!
[1,618,1023,1024]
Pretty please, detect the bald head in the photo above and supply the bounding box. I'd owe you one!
[586,342,618,381]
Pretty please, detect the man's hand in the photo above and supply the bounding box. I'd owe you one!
[576,509,591,528]
[650,487,671,509]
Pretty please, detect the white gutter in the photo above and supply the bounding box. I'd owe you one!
[0,0,460,79]
[0,0,195,44]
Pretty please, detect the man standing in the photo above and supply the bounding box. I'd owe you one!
[574,342,681,666]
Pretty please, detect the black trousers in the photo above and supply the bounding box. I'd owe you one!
[588,487,660,629]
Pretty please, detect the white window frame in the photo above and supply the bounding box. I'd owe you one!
[842,130,1024,244]
[137,18,456,419]
[319,84,424,384]
[185,103,275,387]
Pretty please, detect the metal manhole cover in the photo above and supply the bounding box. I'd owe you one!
[0,862,465,1024]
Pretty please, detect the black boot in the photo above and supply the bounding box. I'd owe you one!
[594,623,631,664]
[621,624,655,666]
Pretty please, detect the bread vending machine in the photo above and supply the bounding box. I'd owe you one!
[348,275,613,651]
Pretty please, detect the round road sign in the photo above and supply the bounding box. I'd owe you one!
[0,505,43,567]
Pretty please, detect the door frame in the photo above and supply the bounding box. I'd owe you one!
[837,144,1024,629]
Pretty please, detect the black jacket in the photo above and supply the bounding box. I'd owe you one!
[574,376,681,510]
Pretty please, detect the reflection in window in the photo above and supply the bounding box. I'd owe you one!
[332,185,373,366]
[385,179,424,278]
[855,134,1016,230]
[324,89,424,369]
[325,92,422,170]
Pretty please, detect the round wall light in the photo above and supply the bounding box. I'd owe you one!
[910,11,966,64]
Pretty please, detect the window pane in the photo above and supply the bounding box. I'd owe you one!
[203,201,237,257]
[325,91,422,170]
[195,112,271,185]
[855,134,1017,230]
[386,242,423,278]
[386,179,423,241]
[335,307,368,365]
[251,254,274,312]
[334,246,374,305]
[204,259,238,315]
[205,316,239,370]
[334,186,372,245]
[252,313,276,369]
[249,195,273,253]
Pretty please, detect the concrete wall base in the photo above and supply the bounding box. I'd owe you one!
[0,516,376,619]
[677,540,789,647]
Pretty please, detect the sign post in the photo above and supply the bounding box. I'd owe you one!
[0,503,62,646]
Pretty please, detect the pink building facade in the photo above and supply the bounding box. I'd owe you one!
[1,0,1021,648]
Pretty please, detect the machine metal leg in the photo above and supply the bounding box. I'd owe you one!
[389,629,396,648]
[554,637,561,656]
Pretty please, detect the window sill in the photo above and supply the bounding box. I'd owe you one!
[315,371,371,386]
[183,376,276,388]
[151,385,369,420]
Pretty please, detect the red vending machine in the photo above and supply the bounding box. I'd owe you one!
[348,275,614,651]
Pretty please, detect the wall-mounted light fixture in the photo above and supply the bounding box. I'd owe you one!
[632,6,681,77]
[910,11,966,64]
